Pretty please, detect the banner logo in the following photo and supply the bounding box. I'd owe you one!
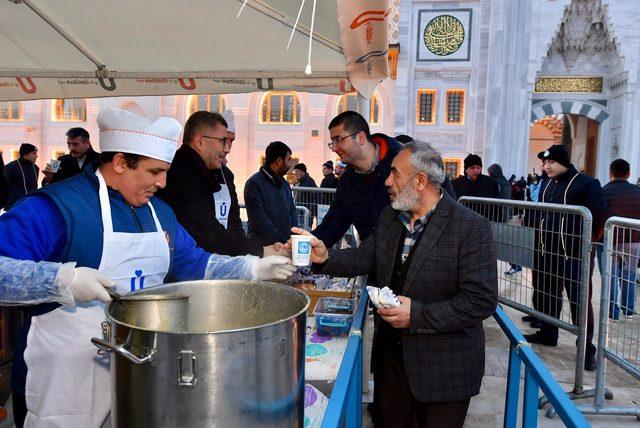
[16,77,36,94]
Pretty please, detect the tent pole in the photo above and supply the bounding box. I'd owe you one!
[19,0,108,74]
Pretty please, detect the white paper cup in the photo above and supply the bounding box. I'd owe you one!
[49,159,61,173]
[291,235,312,266]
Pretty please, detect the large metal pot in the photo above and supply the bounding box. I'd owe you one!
[92,280,309,427]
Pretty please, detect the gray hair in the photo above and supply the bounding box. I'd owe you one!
[403,140,445,185]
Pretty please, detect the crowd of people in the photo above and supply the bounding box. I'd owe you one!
[0,105,638,427]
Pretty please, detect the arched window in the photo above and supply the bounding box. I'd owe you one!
[186,95,225,117]
[0,101,22,121]
[260,92,301,124]
[336,93,380,125]
[51,99,86,122]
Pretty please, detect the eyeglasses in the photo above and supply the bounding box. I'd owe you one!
[201,134,229,149]
[328,132,359,149]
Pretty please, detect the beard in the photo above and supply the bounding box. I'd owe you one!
[390,184,419,211]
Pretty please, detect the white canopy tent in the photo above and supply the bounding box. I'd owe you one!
[0,0,388,101]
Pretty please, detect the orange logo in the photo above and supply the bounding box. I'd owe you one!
[350,10,388,29]
[178,78,196,90]
[15,77,36,94]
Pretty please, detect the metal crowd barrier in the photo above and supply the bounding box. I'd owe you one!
[237,204,310,233]
[496,306,590,427]
[459,197,593,399]
[579,217,640,420]
[321,288,369,428]
[292,186,336,230]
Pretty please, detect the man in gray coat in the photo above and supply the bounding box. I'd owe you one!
[292,141,498,427]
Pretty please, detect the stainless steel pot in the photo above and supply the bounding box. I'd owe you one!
[92,280,309,427]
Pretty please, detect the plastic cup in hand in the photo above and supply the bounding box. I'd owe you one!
[291,235,312,266]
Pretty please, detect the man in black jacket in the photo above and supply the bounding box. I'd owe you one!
[293,163,317,188]
[292,141,498,427]
[524,144,606,371]
[42,127,100,185]
[4,143,39,210]
[452,154,499,200]
[158,111,277,257]
[320,161,339,189]
[312,111,402,248]
[599,159,640,319]
[0,152,9,209]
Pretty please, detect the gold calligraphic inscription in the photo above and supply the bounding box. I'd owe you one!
[535,77,603,93]
[423,15,465,56]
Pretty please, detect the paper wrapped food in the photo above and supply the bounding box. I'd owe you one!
[366,286,401,308]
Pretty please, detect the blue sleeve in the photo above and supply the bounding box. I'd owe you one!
[169,222,256,281]
[0,195,65,261]
[0,195,70,304]
[244,179,284,243]
[168,222,210,281]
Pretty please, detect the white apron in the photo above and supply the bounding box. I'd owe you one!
[24,170,170,428]
[214,172,232,229]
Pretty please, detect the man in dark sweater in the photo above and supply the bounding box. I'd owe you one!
[4,143,39,210]
[42,127,100,185]
[524,144,607,371]
[599,159,640,319]
[311,111,402,248]
[452,154,499,200]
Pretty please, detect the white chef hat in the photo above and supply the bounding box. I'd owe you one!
[220,109,235,133]
[97,108,181,163]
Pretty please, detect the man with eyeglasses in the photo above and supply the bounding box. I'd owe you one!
[311,111,402,249]
[158,111,277,257]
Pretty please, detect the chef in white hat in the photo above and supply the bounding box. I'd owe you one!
[0,107,295,428]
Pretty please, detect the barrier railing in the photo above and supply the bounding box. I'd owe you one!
[292,187,336,230]
[321,288,369,428]
[237,204,310,233]
[496,306,590,427]
[579,217,640,420]
[459,197,593,400]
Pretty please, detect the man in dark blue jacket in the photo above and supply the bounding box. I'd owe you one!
[244,141,298,246]
[312,111,401,248]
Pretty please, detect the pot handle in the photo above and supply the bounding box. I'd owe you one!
[91,337,156,364]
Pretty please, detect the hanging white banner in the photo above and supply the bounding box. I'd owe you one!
[336,0,389,99]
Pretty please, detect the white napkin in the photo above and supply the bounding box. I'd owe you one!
[367,286,401,309]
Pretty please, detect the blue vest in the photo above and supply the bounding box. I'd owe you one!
[38,166,178,270]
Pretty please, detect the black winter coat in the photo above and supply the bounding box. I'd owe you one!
[45,147,100,185]
[5,158,39,210]
[312,134,402,248]
[602,179,640,243]
[0,153,8,209]
[158,144,263,256]
[535,166,607,258]
[320,173,339,189]
[451,174,499,200]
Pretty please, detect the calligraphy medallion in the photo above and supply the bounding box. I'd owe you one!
[423,15,465,56]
